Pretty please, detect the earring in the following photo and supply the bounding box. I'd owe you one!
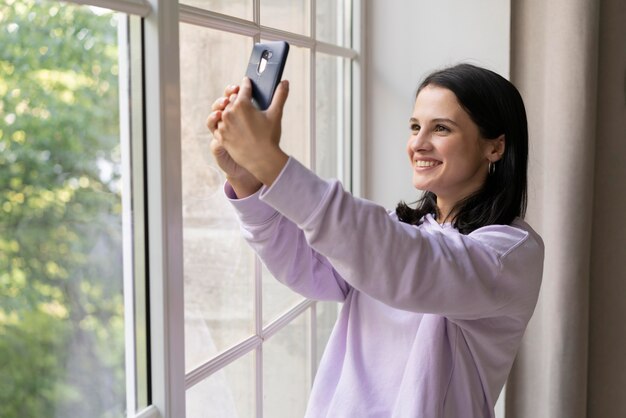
[488,161,496,175]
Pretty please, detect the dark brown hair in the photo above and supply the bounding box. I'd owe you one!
[396,63,528,234]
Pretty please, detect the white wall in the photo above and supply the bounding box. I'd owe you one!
[364,0,511,209]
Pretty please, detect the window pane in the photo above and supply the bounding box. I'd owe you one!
[186,351,255,418]
[264,313,310,418]
[316,53,340,179]
[261,0,310,36]
[316,0,349,46]
[180,24,256,371]
[181,0,253,21]
[274,42,310,167]
[316,53,351,183]
[0,2,126,417]
[262,263,305,325]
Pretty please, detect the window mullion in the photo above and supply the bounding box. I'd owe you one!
[350,0,364,198]
[337,56,346,185]
[254,1,261,414]
[253,0,260,25]
[310,13,316,171]
[179,5,259,37]
[68,0,152,17]
[259,26,315,48]
[315,40,357,59]
[185,335,264,390]
[309,304,318,388]
[255,345,264,418]
[134,405,160,418]
[254,254,263,418]
[118,13,138,417]
[143,0,185,417]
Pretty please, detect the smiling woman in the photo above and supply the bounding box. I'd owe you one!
[206,62,543,417]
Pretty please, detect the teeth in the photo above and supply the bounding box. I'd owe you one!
[415,160,439,167]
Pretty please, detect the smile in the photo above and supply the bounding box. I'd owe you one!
[415,160,441,168]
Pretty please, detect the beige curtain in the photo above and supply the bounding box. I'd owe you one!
[586,0,626,416]
[507,0,626,417]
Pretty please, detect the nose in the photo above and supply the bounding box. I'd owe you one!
[408,130,431,152]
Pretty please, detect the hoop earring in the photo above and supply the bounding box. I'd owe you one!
[488,161,496,175]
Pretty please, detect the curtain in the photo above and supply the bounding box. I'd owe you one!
[586,0,626,416]
[507,0,626,417]
[506,0,599,417]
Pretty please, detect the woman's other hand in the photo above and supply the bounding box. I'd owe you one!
[214,77,290,187]
[207,84,262,198]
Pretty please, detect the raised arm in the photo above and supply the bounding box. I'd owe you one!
[226,182,351,302]
[258,158,543,320]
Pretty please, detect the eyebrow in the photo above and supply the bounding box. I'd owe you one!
[409,117,459,127]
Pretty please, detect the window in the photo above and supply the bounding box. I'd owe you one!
[1,0,361,417]
[179,1,358,417]
[0,1,142,416]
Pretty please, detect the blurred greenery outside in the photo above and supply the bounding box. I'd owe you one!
[0,1,126,417]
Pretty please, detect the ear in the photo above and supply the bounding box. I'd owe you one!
[485,134,505,162]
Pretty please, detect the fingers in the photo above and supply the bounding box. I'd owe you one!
[267,79,290,117]
[211,97,228,111]
[223,84,240,97]
[209,136,224,155]
[211,84,241,112]
[236,77,252,103]
[206,110,222,133]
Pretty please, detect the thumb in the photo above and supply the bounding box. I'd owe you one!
[267,79,289,117]
[236,77,253,104]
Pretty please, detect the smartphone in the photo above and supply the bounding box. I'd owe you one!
[244,41,290,110]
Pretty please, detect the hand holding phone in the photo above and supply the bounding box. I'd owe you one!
[244,41,290,110]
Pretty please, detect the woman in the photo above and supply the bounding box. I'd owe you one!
[207,63,544,418]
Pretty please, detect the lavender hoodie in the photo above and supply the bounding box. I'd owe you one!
[226,157,544,418]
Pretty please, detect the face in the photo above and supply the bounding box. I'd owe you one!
[407,85,503,208]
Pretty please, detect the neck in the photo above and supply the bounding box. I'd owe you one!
[435,199,456,224]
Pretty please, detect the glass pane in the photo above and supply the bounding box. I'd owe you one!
[274,42,310,166]
[264,313,310,418]
[180,24,256,371]
[261,0,310,36]
[186,351,255,418]
[316,53,340,179]
[0,2,126,417]
[262,263,305,325]
[316,53,351,183]
[181,0,252,21]
[316,0,349,46]
[315,301,339,367]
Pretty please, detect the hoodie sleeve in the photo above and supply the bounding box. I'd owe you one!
[257,157,544,320]
[226,182,351,302]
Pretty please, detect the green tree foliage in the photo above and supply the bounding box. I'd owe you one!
[0,1,126,416]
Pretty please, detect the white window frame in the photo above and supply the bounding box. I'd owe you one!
[59,0,364,417]
[178,3,363,418]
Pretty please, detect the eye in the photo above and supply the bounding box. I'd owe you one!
[410,123,420,133]
[434,124,450,133]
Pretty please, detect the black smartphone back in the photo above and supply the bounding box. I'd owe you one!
[245,41,289,110]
